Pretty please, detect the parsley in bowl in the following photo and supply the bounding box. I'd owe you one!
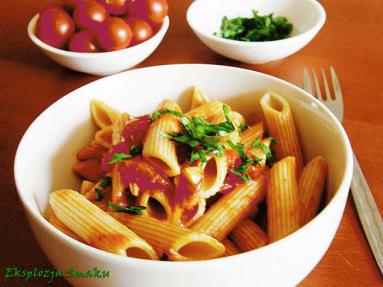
[187,0,326,64]
[215,10,293,42]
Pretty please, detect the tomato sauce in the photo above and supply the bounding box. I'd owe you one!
[118,156,172,194]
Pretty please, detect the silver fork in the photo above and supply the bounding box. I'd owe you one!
[304,67,383,275]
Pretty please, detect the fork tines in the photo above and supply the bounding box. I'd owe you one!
[303,66,344,121]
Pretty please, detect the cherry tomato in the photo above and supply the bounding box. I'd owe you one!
[44,2,68,11]
[124,17,153,44]
[95,17,132,51]
[73,1,108,31]
[36,8,75,48]
[97,0,131,15]
[63,0,88,9]
[128,0,168,24]
[68,30,99,52]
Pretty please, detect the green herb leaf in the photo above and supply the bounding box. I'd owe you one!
[99,176,112,189]
[93,176,112,201]
[239,123,251,132]
[252,138,276,167]
[108,145,141,164]
[94,188,104,201]
[215,10,293,42]
[166,106,235,163]
[227,140,261,181]
[107,202,146,215]
[152,109,184,121]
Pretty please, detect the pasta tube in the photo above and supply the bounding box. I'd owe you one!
[231,219,267,252]
[110,212,225,261]
[260,92,304,173]
[95,125,113,149]
[136,190,172,222]
[49,189,158,260]
[199,155,228,199]
[267,156,300,242]
[49,213,84,243]
[90,100,120,129]
[80,180,94,195]
[299,156,327,225]
[221,238,240,256]
[185,101,225,123]
[172,199,206,227]
[191,176,265,241]
[157,99,182,112]
[112,113,130,145]
[240,122,264,148]
[143,113,181,177]
[190,86,211,110]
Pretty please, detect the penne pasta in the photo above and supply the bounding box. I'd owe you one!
[185,101,225,123]
[143,114,181,177]
[112,113,130,145]
[199,155,228,199]
[111,163,126,207]
[49,189,158,260]
[49,213,85,243]
[221,238,240,256]
[240,122,264,148]
[157,99,183,113]
[110,212,225,261]
[80,180,94,195]
[136,190,172,222]
[299,156,328,225]
[172,199,206,228]
[267,156,300,243]
[95,125,113,149]
[191,176,265,241]
[90,100,120,129]
[260,92,304,173]
[190,86,211,110]
[231,219,267,252]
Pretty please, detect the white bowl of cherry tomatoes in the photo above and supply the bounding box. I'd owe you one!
[28,0,169,76]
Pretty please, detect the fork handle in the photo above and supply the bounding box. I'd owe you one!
[351,153,383,274]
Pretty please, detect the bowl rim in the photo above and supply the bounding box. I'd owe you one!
[14,64,353,268]
[27,14,169,58]
[186,0,326,46]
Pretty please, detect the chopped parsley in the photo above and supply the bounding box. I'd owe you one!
[215,10,293,42]
[107,202,146,215]
[252,137,277,167]
[239,123,251,132]
[94,176,112,201]
[108,145,140,164]
[166,105,235,163]
[152,109,184,121]
[227,140,261,181]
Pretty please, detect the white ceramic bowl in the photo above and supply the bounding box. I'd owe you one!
[187,0,326,64]
[14,64,352,287]
[27,14,169,76]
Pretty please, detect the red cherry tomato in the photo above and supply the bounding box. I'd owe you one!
[73,1,108,31]
[68,30,99,52]
[128,0,168,24]
[95,17,132,51]
[36,8,75,48]
[124,17,153,44]
[63,0,88,9]
[44,2,68,11]
[97,0,131,15]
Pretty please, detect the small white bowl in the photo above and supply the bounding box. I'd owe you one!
[14,64,352,287]
[187,0,326,64]
[27,14,169,76]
